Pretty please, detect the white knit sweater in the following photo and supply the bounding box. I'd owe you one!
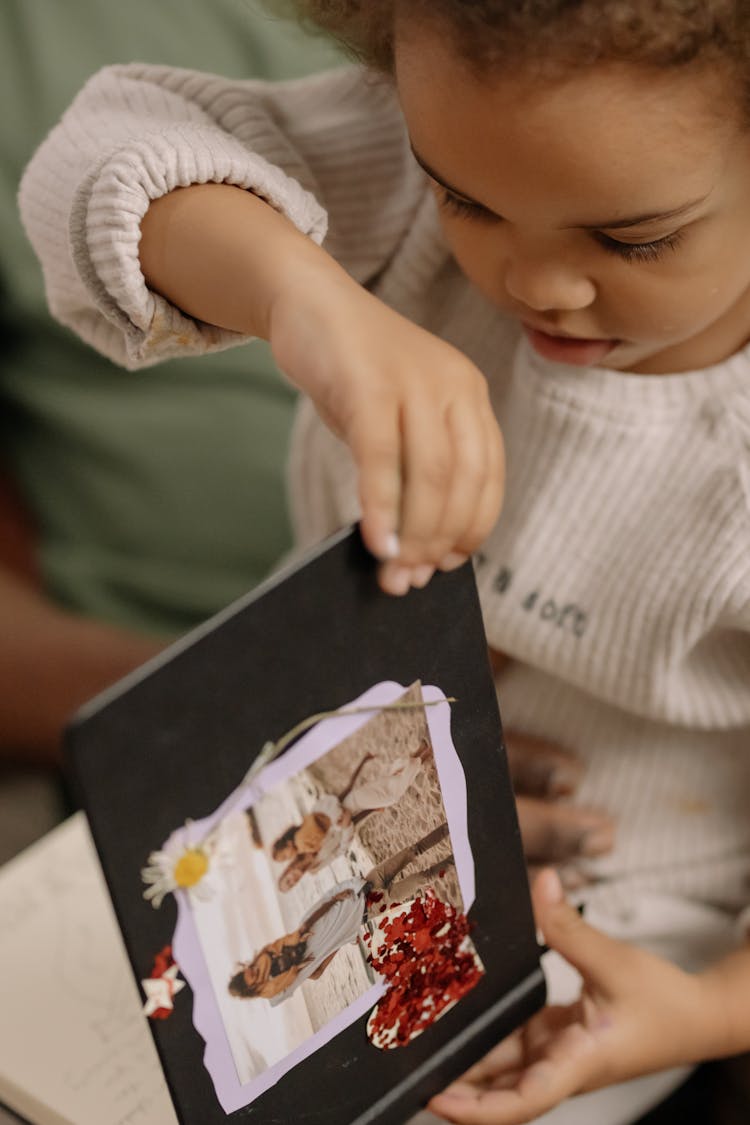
[19,64,750,936]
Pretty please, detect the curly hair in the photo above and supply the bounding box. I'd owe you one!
[228,965,262,998]
[269,2,750,92]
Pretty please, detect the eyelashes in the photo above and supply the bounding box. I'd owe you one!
[437,186,686,263]
[437,187,498,224]
[593,229,685,263]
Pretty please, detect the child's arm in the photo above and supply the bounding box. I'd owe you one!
[19,65,504,593]
[139,181,503,591]
[0,565,165,764]
[428,870,750,1125]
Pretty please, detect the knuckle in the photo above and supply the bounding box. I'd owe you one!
[357,444,394,475]
[423,453,453,487]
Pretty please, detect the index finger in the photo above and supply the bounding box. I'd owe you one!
[347,403,402,562]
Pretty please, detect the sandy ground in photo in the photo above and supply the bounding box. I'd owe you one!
[308,682,461,910]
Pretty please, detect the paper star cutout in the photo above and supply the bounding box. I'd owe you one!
[141,963,185,1016]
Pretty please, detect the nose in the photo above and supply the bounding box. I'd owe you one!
[504,255,596,313]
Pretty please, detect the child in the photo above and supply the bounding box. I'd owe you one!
[272,741,432,891]
[18,1,750,1122]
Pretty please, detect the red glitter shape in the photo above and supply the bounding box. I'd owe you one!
[367,891,484,1049]
[149,1004,173,1022]
[146,944,181,1021]
[150,945,174,980]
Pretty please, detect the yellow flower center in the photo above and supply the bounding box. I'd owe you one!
[173,848,209,888]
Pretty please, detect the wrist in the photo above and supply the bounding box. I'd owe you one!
[268,251,360,335]
[267,259,365,397]
[696,946,750,1060]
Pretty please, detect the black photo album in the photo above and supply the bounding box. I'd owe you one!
[66,526,546,1125]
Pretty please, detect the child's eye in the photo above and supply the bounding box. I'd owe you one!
[438,187,498,223]
[594,229,685,263]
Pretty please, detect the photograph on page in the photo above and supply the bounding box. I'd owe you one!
[139,680,483,1112]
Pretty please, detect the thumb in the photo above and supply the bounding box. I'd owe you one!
[533,868,624,986]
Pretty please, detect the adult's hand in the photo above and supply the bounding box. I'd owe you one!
[489,647,615,879]
[508,732,615,882]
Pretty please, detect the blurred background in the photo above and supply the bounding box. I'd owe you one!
[0,0,342,862]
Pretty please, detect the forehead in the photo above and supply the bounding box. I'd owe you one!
[394,33,738,220]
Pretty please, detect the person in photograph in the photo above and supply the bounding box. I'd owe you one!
[229,822,452,1004]
[272,739,433,890]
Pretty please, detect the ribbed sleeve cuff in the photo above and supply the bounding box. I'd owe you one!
[72,123,328,367]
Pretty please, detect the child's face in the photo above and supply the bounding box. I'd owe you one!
[395,30,750,373]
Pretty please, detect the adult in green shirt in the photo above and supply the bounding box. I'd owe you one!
[0,0,343,766]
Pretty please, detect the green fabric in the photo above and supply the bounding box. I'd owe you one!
[0,0,342,636]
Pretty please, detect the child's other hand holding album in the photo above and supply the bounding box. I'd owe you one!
[428,869,728,1125]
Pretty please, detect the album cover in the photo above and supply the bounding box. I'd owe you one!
[66,527,545,1125]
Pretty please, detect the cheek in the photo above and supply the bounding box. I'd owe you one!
[605,254,750,338]
[620,218,750,335]
[605,273,702,335]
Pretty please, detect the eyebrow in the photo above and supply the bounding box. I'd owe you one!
[411,146,708,230]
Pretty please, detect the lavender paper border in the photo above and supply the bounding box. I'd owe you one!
[170,681,475,1114]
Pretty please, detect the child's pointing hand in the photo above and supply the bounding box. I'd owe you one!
[140,184,502,591]
[428,869,723,1125]
[270,270,504,594]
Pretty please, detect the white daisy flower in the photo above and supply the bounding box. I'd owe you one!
[142,832,216,908]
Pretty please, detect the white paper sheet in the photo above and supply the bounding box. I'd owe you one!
[0,814,177,1125]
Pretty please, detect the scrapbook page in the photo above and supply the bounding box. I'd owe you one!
[66,527,545,1125]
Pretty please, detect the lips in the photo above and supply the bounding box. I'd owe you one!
[523,324,619,367]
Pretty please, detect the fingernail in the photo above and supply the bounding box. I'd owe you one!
[380,531,400,560]
[581,825,615,856]
[439,552,468,571]
[537,867,564,904]
[381,565,411,596]
[410,564,434,588]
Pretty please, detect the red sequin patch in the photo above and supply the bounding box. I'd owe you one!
[366,891,484,1049]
